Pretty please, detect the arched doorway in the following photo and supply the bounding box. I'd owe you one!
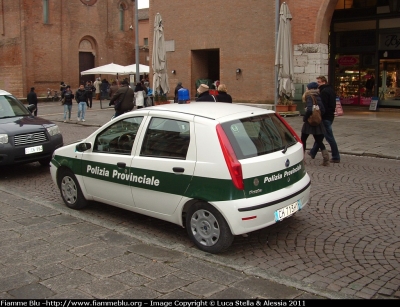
[79,37,96,85]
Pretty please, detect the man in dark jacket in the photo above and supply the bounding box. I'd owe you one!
[174,82,183,103]
[109,79,134,118]
[195,84,217,102]
[308,76,341,163]
[75,84,89,122]
[27,87,38,116]
[85,81,95,108]
[62,85,74,122]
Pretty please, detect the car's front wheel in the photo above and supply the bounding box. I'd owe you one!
[58,169,88,209]
[186,202,234,254]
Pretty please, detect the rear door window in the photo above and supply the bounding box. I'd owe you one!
[140,117,190,159]
[221,114,297,159]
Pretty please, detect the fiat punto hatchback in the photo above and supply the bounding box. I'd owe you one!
[50,102,310,253]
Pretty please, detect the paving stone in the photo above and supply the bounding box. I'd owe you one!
[182,279,226,298]
[145,274,191,293]
[127,243,187,262]
[158,289,200,299]
[232,276,303,299]
[62,256,98,270]
[50,289,94,299]
[131,261,179,279]
[171,258,243,286]
[40,270,94,292]
[208,287,258,299]
[8,283,55,299]
[0,272,38,292]
[86,245,128,261]
[79,278,129,299]
[113,286,161,299]
[99,230,141,246]
[83,259,129,278]
[29,263,71,280]
[0,263,36,279]
[112,271,152,287]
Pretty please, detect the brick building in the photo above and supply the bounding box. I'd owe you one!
[0,0,149,98]
[1,0,399,105]
[148,0,400,105]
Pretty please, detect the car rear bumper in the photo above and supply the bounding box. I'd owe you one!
[212,174,311,235]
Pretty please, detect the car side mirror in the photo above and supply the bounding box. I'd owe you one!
[75,143,92,152]
[27,104,37,113]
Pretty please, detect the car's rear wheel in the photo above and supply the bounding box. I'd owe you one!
[58,169,87,209]
[186,202,234,254]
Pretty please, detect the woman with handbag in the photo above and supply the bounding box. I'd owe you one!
[301,82,329,166]
[134,82,145,109]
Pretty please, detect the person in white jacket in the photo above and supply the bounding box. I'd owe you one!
[134,82,145,109]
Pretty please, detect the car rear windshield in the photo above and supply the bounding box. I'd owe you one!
[221,113,297,159]
[0,95,30,118]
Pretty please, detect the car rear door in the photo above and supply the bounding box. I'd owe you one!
[130,112,196,216]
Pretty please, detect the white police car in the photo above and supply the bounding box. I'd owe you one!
[50,102,310,253]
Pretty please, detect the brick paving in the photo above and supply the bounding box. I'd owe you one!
[0,100,399,299]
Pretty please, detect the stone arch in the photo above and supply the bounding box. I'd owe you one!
[78,36,98,84]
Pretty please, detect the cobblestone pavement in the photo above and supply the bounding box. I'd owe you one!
[0,100,399,299]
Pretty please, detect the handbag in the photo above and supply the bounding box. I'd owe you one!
[307,95,322,126]
[61,97,65,105]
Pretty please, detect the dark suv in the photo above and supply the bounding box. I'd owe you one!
[0,89,63,166]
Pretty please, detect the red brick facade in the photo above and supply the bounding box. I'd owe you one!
[1,0,336,102]
[148,0,334,103]
[0,0,142,98]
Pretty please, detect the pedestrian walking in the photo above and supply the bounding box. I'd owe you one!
[62,85,74,122]
[101,79,110,100]
[216,84,232,103]
[109,79,134,118]
[93,77,101,100]
[301,82,329,166]
[195,84,217,102]
[26,87,38,116]
[85,80,95,108]
[308,75,341,163]
[75,83,88,122]
[134,82,146,109]
[174,82,183,103]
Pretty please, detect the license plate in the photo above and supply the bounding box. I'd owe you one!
[274,200,302,222]
[25,145,43,155]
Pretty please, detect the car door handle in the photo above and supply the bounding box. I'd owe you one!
[117,162,126,168]
[173,167,185,173]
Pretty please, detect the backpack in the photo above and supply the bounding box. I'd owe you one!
[307,95,322,126]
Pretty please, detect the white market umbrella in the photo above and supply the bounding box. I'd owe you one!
[122,64,150,74]
[80,63,127,76]
[152,13,170,94]
[275,2,295,99]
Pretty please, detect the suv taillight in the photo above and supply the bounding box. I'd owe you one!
[216,124,244,190]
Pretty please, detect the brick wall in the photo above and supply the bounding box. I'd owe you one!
[0,0,140,98]
[149,0,333,103]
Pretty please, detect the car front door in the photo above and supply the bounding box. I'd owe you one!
[81,116,144,208]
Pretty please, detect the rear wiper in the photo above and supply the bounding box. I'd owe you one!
[282,144,288,154]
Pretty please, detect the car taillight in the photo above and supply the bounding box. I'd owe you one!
[216,124,244,190]
[275,112,302,144]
